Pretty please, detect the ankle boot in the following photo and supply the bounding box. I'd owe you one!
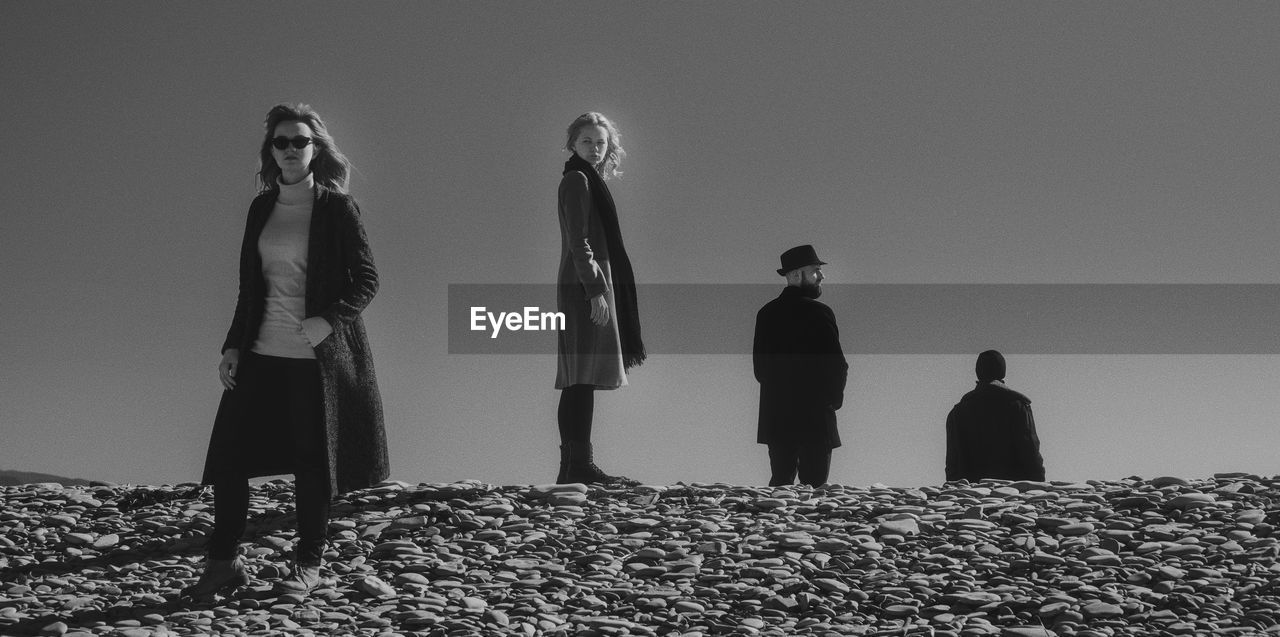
[276,561,324,593]
[182,557,249,598]
[556,444,572,483]
[561,441,640,487]
[276,543,328,594]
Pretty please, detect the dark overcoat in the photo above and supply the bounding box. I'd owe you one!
[945,381,1045,482]
[202,188,389,494]
[753,286,849,448]
[555,171,626,389]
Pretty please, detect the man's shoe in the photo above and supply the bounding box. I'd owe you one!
[181,558,249,598]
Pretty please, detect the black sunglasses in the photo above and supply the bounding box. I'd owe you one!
[270,136,316,150]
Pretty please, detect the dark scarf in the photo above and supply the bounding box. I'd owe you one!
[564,154,646,369]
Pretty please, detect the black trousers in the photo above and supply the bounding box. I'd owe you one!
[208,352,331,563]
[768,443,833,487]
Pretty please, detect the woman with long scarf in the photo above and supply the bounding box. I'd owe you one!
[554,112,646,486]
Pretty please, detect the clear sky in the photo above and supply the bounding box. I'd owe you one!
[3,2,1280,487]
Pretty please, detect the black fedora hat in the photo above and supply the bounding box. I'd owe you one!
[777,244,828,275]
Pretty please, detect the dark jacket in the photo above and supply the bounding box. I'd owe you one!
[945,381,1045,482]
[555,171,626,389]
[753,286,848,447]
[202,189,389,494]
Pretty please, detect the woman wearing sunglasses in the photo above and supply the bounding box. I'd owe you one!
[554,112,646,486]
[185,104,388,598]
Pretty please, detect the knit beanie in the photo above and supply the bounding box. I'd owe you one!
[976,350,1006,381]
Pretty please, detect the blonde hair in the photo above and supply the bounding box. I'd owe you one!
[565,112,626,180]
[257,103,352,194]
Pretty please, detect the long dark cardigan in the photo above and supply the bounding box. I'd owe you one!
[202,188,389,494]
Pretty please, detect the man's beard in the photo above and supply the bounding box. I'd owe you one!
[798,280,822,299]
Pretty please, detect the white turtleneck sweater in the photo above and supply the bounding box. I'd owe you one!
[251,175,318,359]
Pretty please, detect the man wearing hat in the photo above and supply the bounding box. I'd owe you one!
[945,350,1045,482]
[753,245,849,486]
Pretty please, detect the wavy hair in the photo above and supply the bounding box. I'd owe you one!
[256,103,352,194]
[565,112,626,180]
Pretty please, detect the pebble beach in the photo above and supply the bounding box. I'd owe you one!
[3,475,1280,636]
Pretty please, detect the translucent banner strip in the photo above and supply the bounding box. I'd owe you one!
[448,284,1280,354]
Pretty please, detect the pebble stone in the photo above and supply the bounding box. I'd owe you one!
[2,476,1280,635]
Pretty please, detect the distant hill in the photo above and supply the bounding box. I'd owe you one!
[0,469,91,487]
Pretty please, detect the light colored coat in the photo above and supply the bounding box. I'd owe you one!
[555,172,626,389]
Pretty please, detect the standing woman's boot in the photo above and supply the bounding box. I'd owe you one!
[182,557,249,598]
[563,441,640,487]
[556,444,572,484]
[278,466,331,594]
[277,558,324,593]
[186,477,251,599]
